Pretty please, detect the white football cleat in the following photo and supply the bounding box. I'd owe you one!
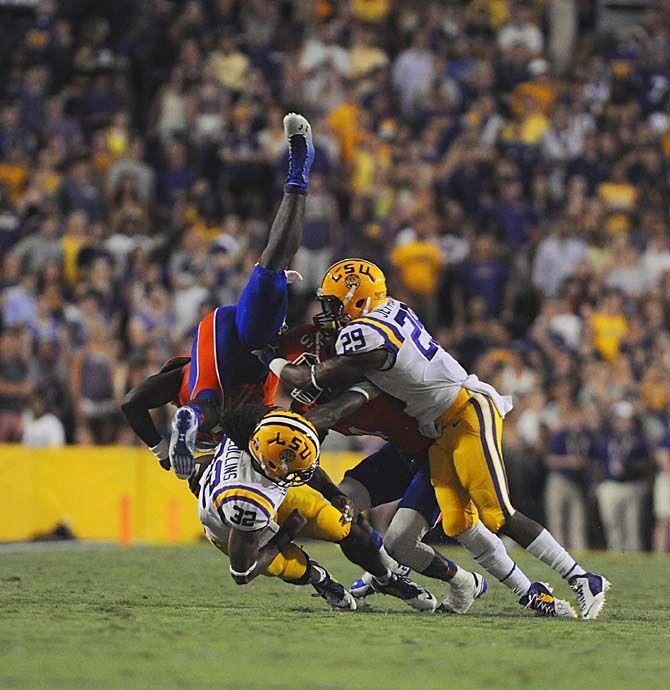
[169,406,199,479]
[569,572,611,620]
[440,571,488,615]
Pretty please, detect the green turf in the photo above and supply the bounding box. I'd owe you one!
[1,543,669,690]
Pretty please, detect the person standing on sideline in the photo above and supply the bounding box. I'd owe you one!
[595,402,651,552]
[653,431,670,552]
[545,408,592,551]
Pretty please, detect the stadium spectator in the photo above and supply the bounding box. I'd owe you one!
[596,402,651,552]
[653,432,670,553]
[22,392,66,448]
[0,327,30,442]
[545,409,592,551]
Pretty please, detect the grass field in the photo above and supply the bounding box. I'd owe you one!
[1,542,669,690]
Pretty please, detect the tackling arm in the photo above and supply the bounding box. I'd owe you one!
[274,350,388,393]
[304,382,380,436]
[304,382,379,522]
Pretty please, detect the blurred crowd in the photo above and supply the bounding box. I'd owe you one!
[1,0,669,551]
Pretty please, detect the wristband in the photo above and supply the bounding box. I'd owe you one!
[347,381,380,402]
[269,357,289,377]
[230,561,257,578]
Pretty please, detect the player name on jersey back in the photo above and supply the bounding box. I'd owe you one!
[335,297,470,435]
[199,437,286,532]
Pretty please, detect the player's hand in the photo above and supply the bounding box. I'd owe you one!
[252,345,279,369]
[331,494,355,525]
[150,438,171,471]
[279,509,307,540]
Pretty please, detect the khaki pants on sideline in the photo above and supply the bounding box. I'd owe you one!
[545,472,587,551]
[596,479,647,552]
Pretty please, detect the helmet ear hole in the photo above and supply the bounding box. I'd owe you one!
[355,298,367,308]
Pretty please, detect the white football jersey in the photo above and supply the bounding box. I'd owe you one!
[198,437,287,540]
[335,298,512,437]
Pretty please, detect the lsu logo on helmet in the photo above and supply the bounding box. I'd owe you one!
[315,259,387,331]
[249,410,320,487]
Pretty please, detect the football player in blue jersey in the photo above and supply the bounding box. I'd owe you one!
[166,113,314,480]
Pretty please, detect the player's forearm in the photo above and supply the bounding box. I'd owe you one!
[305,386,378,435]
[232,544,279,585]
[121,370,182,448]
[229,529,263,584]
[120,398,163,448]
[258,192,305,270]
[262,350,385,395]
[308,467,344,502]
[229,530,294,585]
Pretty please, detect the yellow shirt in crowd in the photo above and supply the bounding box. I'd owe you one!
[327,102,360,167]
[391,241,444,296]
[209,52,250,91]
[350,0,391,22]
[590,312,628,361]
[598,182,638,211]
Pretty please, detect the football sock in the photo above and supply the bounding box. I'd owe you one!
[526,529,586,580]
[458,521,531,596]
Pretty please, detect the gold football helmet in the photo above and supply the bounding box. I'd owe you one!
[314,259,387,331]
[249,410,320,487]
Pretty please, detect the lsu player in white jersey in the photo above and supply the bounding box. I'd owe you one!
[198,405,438,612]
[261,259,610,620]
